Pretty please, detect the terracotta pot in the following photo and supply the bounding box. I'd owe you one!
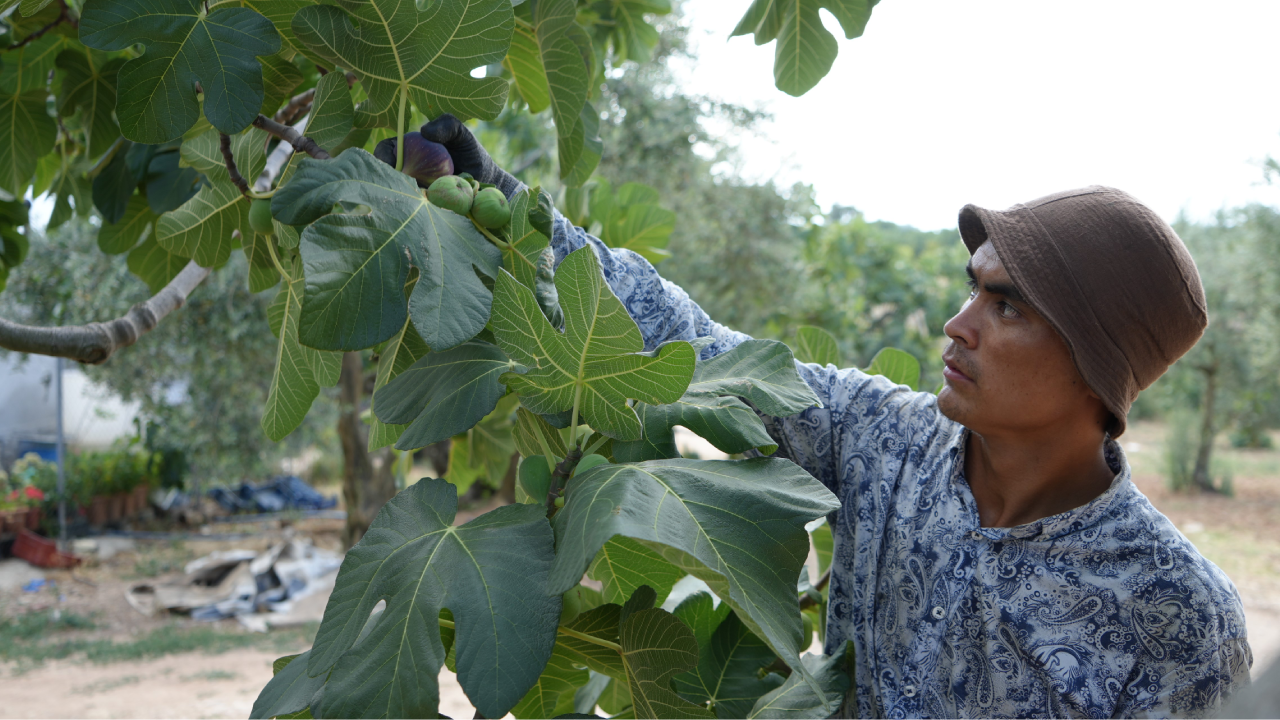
[108,494,126,522]
[133,485,150,515]
[0,510,17,534]
[124,489,138,515]
[25,507,42,531]
[89,496,108,526]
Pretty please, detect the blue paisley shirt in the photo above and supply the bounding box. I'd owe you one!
[539,202,1253,718]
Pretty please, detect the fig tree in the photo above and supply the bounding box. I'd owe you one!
[470,187,511,228]
[373,132,454,188]
[427,175,475,215]
[248,198,274,236]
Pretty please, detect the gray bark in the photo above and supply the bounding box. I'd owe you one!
[0,260,210,364]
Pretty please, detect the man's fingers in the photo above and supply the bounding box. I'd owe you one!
[420,114,466,146]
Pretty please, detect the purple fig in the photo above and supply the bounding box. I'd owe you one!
[373,132,454,188]
[427,175,475,215]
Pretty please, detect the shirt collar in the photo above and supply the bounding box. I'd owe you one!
[948,429,1133,542]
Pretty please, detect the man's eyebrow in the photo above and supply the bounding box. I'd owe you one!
[964,261,1027,304]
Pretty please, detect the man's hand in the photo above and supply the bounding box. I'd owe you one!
[420,114,520,197]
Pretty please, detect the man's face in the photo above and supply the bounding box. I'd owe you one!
[937,241,1101,435]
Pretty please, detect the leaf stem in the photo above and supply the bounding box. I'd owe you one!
[87,136,126,178]
[394,91,407,172]
[556,624,622,653]
[436,614,622,653]
[471,219,510,249]
[583,433,609,457]
[265,233,291,283]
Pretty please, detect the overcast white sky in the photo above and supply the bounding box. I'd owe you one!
[673,1,1280,230]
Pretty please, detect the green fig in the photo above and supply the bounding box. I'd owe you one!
[427,175,475,216]
[470,187,511,228]
[248,198,274,236]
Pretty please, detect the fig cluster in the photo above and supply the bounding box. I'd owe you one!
[372,125,513,230]
[426,175,511,229]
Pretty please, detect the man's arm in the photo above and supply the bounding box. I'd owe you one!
[1114,636,1252,718]
[421,115,883,494]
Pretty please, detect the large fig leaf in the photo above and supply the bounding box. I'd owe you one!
[687,339,820,416]
[0,37,60,196]
[731,0,878,97]
[621,607,715,719]
[55,48,123,159]
[550,458,840,683]
[491,247,696,441]
[306,479,560,719]
[262,255,342,441]
[250,649,324,719]
[504,24,550,113]
[305,71,354,155]
[79,0,281,142]
[794,325,839,367]
[532,0,592,180]
[596,0,670,65]
[373,341,514,451]
[291,0,512,133]
[156,129,268,268]
[258,53,304,116]
[612,391,776,462]
[674,609,784,717]
[367,309,430,451]
[512,406,568,460]
[271,149,501,352]
[614,338,817,462]
[746,643,851,719]
[556,603,625,680]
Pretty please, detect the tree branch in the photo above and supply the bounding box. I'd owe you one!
[273,87,315,126]
[219,132,250,197]
[252,114,330,160]
[0,260,211,364]
[6,7,68,51]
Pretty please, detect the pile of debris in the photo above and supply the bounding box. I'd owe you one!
[207,475,338,514]
[126,536,342,631]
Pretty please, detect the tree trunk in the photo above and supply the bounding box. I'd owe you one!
[339,351,397,549]
[1191,362,1219,493]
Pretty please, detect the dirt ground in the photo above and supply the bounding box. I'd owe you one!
[1,421,1277,718]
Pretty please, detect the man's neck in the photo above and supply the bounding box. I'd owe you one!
[963,426,1116,529]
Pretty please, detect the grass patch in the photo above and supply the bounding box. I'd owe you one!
[74,675,141,695]
[181,669,240,682]
[0,609,318,674]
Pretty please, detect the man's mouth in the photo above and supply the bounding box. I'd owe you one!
[942,354,974,384]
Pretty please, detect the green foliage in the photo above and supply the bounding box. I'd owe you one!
[79,0,282,142]
[864,347,921,390]
[306,478,559,718]
[732,0,878,96]
[0,2,887,716]
[794,325,839,367]
[492,247,696,441]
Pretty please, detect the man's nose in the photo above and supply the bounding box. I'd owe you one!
[943,298,978,348]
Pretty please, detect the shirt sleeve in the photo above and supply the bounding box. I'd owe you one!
[1113,636,1253,719]
[535,192,853,493]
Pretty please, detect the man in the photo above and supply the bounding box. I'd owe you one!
[421,116,1252,718]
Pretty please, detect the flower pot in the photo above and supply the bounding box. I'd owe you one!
[89,496,108,526]
[24,507,42,531]
[133,485,150,515]
[124,489,138,516]
[108,494,126,522]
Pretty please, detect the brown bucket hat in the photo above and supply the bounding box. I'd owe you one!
[957,186,1208,437]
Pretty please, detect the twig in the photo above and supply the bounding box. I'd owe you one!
[219,133,250,197]
[5,7,68,51]
[0,261,211,364]
[252,114,330,160]
[545,448,582,517]
[798,568,831,610]
[87,136,126,177]
[273,87,315,125]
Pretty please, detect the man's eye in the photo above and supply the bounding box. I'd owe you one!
[998,301,1020,319]
[967,289,978,301]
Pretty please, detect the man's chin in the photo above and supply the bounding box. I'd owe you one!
[936,385,969,424]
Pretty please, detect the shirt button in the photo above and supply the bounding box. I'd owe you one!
[902,684,917,698]
[970,531,982,540]
[931,606,946,620]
